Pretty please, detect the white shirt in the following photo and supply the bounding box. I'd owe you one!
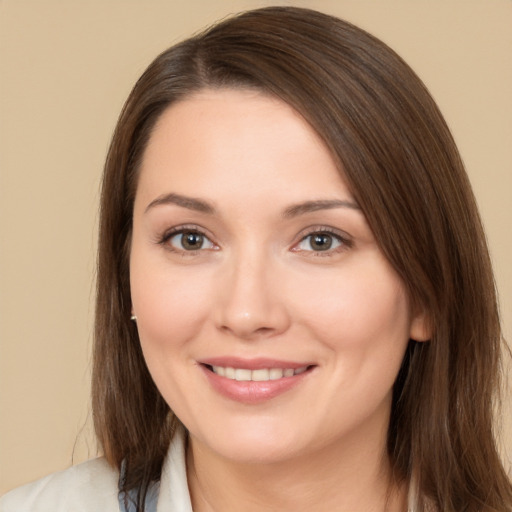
[0,428,192,512]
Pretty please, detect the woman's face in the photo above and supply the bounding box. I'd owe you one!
[130,89,428,464]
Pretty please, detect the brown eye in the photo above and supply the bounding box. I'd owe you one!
[310,234,333,251]
[168,231,214,251]
[297,232,343,252]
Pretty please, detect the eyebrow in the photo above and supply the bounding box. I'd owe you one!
[282,199,360,218]
[145,193,360,218]
[145,193,216,214]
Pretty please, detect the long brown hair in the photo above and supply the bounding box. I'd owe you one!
[93,6,512,510]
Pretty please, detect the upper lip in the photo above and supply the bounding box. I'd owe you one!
[199,357,314,370]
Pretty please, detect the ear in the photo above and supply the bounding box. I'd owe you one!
[409,307,432,342]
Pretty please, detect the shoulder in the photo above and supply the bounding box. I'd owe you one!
[0,457,120,512]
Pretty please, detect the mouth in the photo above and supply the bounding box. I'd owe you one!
[199,359,316,404]
[204,364,310,381]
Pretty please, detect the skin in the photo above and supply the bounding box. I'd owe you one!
[130,89,429,511]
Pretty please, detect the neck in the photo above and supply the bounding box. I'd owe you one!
[186,425,407,512]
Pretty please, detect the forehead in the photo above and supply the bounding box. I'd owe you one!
[136,88,351,209]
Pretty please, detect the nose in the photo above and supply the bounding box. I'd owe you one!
[214,248,291,341]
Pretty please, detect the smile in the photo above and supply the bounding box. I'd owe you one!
[210,365,309,381]
[200,359,315,403]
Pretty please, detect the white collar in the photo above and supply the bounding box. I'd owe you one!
[157,426,193,512]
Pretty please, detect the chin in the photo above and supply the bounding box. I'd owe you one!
[213,438,302,465]
[189,418,309,465]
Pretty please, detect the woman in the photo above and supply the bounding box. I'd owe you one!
[2,6,511,512]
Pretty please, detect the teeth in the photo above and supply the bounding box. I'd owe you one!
[211,365,308,381]
[252,369,270,381]
[269,368,283,380]
[235,369,252,381]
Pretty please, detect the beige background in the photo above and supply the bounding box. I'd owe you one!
[1,0,511,495]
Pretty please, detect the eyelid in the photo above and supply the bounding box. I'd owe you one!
[157,224,218,253]
[155,224,352,256]
[291,226,353,255]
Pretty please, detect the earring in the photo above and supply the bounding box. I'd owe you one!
[130,314,137,321]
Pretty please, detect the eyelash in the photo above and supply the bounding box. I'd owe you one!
[293,226,353,257]
[156,225,353,257]
[157,225,216,255]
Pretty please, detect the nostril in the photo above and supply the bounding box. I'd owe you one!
[214,294,291,340]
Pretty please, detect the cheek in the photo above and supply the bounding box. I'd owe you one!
[129,253,214,352]
[129,256,217,414]
[287,261,411,354]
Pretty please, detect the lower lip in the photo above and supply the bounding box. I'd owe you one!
[200,365,313,404]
